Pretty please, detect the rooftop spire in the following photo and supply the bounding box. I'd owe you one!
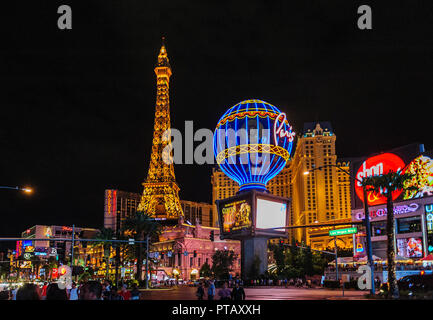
[157,36,170,68]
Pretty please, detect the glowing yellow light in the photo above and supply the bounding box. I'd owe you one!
[303,171,309,175]
[23,188,33,193]
[216,144,290,165]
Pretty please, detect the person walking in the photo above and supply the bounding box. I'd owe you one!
[231,282,246,300]
[218,282,232,301]
[196,282,205,300]
[207,280,216,300]
[69,282,79,300]
[79,281,103,300]
[130,284,140,300]
[16,283,41,300]
[119,284,131,300]
[46,283,68,300]
[108,286,123,300]
[102,283,111,300]
[41,282,48,300]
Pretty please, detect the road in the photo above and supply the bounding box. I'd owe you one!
[139,286,367,300]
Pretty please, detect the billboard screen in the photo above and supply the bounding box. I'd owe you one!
[221,198,252,234]
[256,198,287,230]
[397,237,423,258]
[402,155,433,200]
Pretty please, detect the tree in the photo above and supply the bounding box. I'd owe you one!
[93,227,115,280]
[363,170,417,299]
[269,242,330,279]
[122,211,161,283]
[248,255,261,279]
[199,262,212,278]
[211,250,237,280]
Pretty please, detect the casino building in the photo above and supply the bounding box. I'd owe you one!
[212,121,354,251]
[103,189,215,230]
[350,145,433,260]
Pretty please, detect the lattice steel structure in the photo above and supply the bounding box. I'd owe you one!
[138,40,183,220]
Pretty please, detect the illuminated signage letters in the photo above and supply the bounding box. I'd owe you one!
[355,203,419,220]
[329,227,358,237]
[426,204,433,233]
[355,153,405,206]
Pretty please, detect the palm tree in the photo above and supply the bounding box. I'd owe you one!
[43,256,58,281]
[122,211,161,283]
[363,170,417,299]
[93,227,115,280]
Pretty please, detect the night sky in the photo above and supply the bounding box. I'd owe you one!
[1,1,432,244]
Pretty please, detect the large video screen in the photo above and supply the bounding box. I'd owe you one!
[256,198,287,230]
[221,198,252,234]
[397,237,423,258]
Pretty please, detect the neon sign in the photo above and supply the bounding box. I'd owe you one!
[214,99,295,192]
[273,113,295,145]
[105,189,117,216]
[426,204,433,233]
[355,203,419,220]
[355,153,405,206]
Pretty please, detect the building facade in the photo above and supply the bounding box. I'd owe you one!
[149,217,241,281]
[104,189,142,233]
[17,224,99,273]
[180,200,214,227]
[351,195,433,260]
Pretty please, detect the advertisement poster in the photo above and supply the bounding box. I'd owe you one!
[221,199,252,233]
[403,155,433,199]
[397,237,423,258]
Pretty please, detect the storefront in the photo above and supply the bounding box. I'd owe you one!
[352,195,433,260]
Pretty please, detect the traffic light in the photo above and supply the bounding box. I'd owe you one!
[57,241,66,263]
[209,230,214,242]
[279,239,284,247]
[193,250,197,258]
[161,252,164,259]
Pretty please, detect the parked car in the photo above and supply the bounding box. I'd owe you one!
[397,274,433,292]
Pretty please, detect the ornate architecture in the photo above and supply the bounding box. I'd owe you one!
[138,40,183,220]
[150,218,241,281]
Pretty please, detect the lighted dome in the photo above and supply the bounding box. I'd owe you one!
[213,99,295,192]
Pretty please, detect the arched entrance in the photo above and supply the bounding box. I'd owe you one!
[190,269,199,280]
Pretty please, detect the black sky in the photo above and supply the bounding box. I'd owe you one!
[1,1,432,242]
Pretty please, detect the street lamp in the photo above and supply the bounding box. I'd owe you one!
[304,165,375,295]
[0,186,33,193]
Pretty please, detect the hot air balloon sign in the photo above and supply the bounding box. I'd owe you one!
[214,99,292,240]
[214,99,295,192]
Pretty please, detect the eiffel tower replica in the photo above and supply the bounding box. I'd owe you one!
[137,38,184,223]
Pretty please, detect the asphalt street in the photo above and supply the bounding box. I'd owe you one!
[139,286,367,300]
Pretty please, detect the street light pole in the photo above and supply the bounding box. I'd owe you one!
[0,186,32,193]
[362,185,376,295]
[306,164,375,295]
[334,236,339,282]
[145,234,149,289]
[71,224,75,267]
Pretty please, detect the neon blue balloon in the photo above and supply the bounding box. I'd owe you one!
[214,99,295,192]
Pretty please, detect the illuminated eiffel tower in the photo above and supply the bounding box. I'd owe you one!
[138,39,184,221]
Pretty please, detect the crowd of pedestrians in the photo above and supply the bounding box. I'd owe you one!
[196,280,246,300]
[0,280,142,300]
